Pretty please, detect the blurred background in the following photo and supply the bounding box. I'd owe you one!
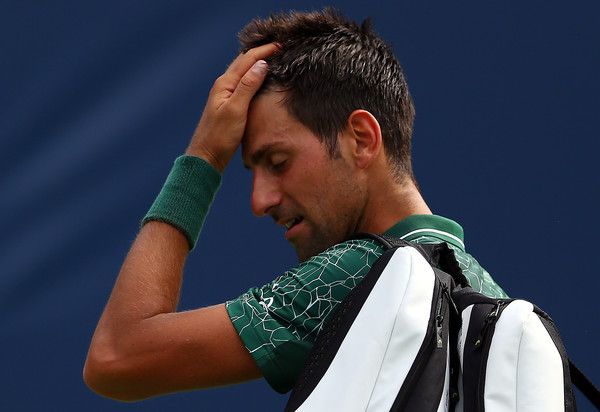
[1,1,598,410]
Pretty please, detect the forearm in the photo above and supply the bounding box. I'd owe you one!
[98,154,221,323]
[96,221,188,328]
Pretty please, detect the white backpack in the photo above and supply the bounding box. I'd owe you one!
[284,234,598,411]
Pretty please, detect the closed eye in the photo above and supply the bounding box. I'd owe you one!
[270,152,289,173]
[272,160,288,173]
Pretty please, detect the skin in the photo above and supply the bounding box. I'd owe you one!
[83,42,431,402]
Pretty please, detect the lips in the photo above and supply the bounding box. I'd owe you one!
[283,217,305,242]
[284,217,303,230]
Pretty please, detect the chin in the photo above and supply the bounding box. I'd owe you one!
[290,222,350,262]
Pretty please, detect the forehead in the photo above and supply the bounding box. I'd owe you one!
[241,91,320,168]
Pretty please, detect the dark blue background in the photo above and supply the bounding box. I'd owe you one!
[2,1,598,410]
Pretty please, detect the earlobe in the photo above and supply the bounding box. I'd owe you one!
[346,110,383,169]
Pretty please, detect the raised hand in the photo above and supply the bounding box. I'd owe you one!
[186,43,280,173]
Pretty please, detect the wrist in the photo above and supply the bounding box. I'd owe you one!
[184,147,228,174]
[142,155,222,250]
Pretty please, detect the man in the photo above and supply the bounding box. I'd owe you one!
[84,9,506,402]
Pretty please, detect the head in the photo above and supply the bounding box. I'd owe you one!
[241,9,420,261]
[239,8,416,181]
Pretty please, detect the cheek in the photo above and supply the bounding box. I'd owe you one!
[288,154,359,216]
[286,160,328,197]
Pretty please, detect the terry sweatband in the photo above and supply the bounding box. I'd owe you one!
[142,155,222,250]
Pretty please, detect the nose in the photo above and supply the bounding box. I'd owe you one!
[250,170,282,217]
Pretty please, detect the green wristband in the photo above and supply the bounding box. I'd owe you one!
[142,155,222,250]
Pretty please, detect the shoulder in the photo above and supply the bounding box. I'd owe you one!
[288,238,385,280]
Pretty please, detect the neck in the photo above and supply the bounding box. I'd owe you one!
[359,175,432,235]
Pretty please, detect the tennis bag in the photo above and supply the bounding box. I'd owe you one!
[284,233,599,411]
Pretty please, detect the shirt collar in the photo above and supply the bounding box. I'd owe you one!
[383,214,466,252]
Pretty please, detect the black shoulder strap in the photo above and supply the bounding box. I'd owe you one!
[347,232,403,250]
[570,359,600,409]
[349,232,470,287]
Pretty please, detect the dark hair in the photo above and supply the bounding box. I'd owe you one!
[239,8,416,180]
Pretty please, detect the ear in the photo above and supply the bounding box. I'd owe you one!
[343,110,383,170]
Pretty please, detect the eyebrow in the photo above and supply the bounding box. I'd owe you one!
[243,142,285,170]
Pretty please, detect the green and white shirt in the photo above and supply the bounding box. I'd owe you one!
[225,214,506,393]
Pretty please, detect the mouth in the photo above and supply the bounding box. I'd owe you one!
[283,217,303,231]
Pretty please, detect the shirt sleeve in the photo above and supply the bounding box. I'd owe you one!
[225,239,382,393]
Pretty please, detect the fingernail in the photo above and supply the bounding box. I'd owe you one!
[252,60,268,76]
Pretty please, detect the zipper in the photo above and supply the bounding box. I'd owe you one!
[473,300,505,351]
[391,278,447,410]
[436,283,451,348]
[474,300,508,411]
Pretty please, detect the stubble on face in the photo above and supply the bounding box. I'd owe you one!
[288,158,367,262]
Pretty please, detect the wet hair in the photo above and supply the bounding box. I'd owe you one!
[239,8,416,180]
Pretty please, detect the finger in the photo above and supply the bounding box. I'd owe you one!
[229,60,269,107]
[226,43,280,80]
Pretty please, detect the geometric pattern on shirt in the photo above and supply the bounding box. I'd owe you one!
[227,239,382,356]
